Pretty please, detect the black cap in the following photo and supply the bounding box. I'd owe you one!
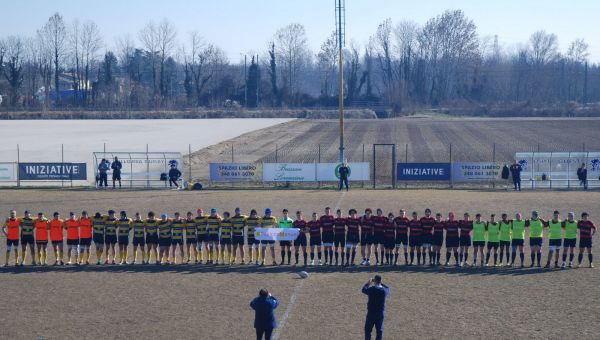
[24,210,30,214]
[108,210,115,214]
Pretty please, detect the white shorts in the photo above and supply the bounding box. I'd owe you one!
[345,243,357,248]
[322,242,333,247]
[548,245,561,251]
[422,243,431,248]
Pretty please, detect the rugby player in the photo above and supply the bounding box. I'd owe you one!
[19,211,36,265]
[371,208,387,266]
[393,210,409,265]
[49,212,64,266]
[577,212,596,268]
[184,211,197,264]
[420,209,436,265]
[319,207,335,266]
[345,209,361,266]
[472,213,486,267]
[485,214,500,266]
[171,212,185,265]
[333,209,347,266]
[459,212,473,266]
[510,213,526,267]
[246,209,261,265]
[360,208,374,266]
[194,209,207,263]
[293,211,308,266]
[34,212,49,265]
[432,213,445,266]
[117,211,132,265]
[78,211,93,265]
[157,214,172,265]
[562,212,578,268]
[498,213,512,266]
[279,209,293,265]
[545,210,563,268]
[408,212,422,265]
[260,208,278,266]
[526,211,545,267]
[65,212,80,265]
[131,212,146,265]
[219,212,233,265]
[383,213,396,265]
[145,212,160,264]
[444,212,460,266]
[206,209,221,265]
[92,212,106,265]
[231,208,247,265]
[308,212,322,266]
[104,210,118,265]
[3,210,20,266]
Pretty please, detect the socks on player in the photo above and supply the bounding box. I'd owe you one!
[530,253,535,266]
[446,251,451,263]
[346,250,351,264]
[453,250,459,264]
[351,249,356,264]
[374,251,379,264]
[310,252,314,261]
[303,252,307,265]
[403,252,408,264]
[536,252,541,266]
[589,254,593,264]
[485,252,490,264]
[394,253,399,265]
[436,251,441,264]
[416,252,421,265]
[280,250,285,264]
[318,251,322,261]
[464,253,469,263]
[493,253,498,265]
[578,254,583,264]
[380,250,385,264]
[295,252,299,264]
[335,251,339,264]
[324,250,329,263]
[287,251,291,264]
[562,253,567,263]
[410,250,414,264]
[569,253,574,263]
[519,252,524,264]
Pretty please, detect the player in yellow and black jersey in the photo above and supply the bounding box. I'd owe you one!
[184,212,197,264]
[131,213,146,265]
[219,212,234,265]
[171,212,185,264]
[145,212,160,264]
[231,208,247,265]
[158,214,172,265]
[260,208,279,266]
[245,209,262,265]
[194,209,207,263]
[206,209,221,264]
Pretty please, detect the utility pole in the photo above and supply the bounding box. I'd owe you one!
[583,61,588,105]
[336,0,346,163]
[244,54,248,107]
[256,55,260,107]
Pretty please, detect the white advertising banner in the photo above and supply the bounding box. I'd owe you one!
[0,163,17,181]
[515,152,599,188]
[316,163,370,181]
[263,163,316,182]
[254,228,300,241]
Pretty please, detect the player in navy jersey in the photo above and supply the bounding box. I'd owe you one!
[308,213,322,266]
[345,209,360,266]
[393,210,409,265]
[432,213,445,266]
[577,212,596,268]
[459,212,473,266]
[292,211,308,266]
[408,212,422,265]
[320,207,335,265]
[333,209,347,266]
[444,212,461,266]
[360,209,374,265]
[420,209,436,265]
[383,213,396,265]
[372,208,387,265]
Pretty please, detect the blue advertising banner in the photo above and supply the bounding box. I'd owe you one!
[397,163,451,180]
[209,163,262,181]
[19,163,87,180]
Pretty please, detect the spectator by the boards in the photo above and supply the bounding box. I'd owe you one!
[577,163,588,190]
[169,164,182,189]
[509,160,522,191]
[339,161,350,192]
[97,159,109,188]
[250,288,278,340]
[362,275,390,340]
[111,157,122,189]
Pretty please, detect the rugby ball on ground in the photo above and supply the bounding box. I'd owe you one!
[298,271,309,279]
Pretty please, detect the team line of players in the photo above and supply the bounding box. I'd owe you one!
[2,207,596,269]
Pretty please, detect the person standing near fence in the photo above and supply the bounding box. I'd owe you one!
[509,160,522,191]
[169,164,182,189]
[97,159,109,188]
[577,163,588,190]
[339,162,350,191]
[362,275,390,340]
[111,157,122,189]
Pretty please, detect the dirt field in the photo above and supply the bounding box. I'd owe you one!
[0,188,598,339]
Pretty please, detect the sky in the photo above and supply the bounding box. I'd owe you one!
[1,0,599,63]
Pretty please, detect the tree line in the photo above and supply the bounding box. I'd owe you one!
[0,10,598,114]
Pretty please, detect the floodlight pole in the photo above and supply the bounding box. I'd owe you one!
[336,0,346,163]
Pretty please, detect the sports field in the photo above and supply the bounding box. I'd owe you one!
[0,188,598,339]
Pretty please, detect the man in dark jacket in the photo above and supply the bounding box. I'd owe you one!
[250,288,278,340]
[338,162,350,191]
[169,165,182,189]
[577,163,588,190]
[97,159,109,188]
[362,275,390,340]
[509,160,522,191]
[111,157,122,189]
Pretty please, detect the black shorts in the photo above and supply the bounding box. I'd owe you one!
[322,233,334,245]
[563,238,576,248]
[309,237,322,247]
[219,238,231,245]
[207,234,219,243]
[360,233,373,246]
[373,233,385,245]
[512,239,524,247]
[473,241,485,248]
[409,235,422,247]
[172,238,183,245]
[334,236,346,247]
[93,234,105,245]
[158,238,172,247]
[459,236,472,247]
[487,242,499,249]
[579,239,592,249]
[196,234,207,242]
[420,234,432,246]
[6,239,19,247]
[500,240,511,247]
[247,238,260,246]
[186,236,197,245]
[549,239,562,247]
[117,236,129,246]
[105,235,117,244]
[395,234,408,247]
[67,239,79,246]
[79,238,92,247]
[294,236,307,247]
[146,234,158,245]
[21,235,35,245]
[112,172,121,180]
[384,239,395,249]
[529,237,543,247]
[232,237,244,245]
[36,240,48,245]
[445,236,459,248]
[432,234,444,247]
[133,237,145,246]
[51,240,63,246]
[278,240,290,247]
[261,240,275,246]
[346,234,359,245]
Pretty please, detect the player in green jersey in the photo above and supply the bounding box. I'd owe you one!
[545,210,563,268]
[562,212,578,268]
[526,211,546,267]
[485,214,500,266]
[498,213,512,266]
[510,213,526,267]
[472,214,486,266]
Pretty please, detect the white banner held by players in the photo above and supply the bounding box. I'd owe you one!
[316,163,370,181]
[263,163,316,182]
[254,228,300,241]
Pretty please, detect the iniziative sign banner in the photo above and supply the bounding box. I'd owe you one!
[396,163,451,181]
[209,163,262,181]
[19,163,87,181]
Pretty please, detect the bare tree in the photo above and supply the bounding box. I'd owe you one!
[2,36,25,106]
[274,23,310,104]
[529,30,559,66]
[316,31,338,98]
[41,13,66,104]
[139,21,160,97]
[80,21,102,103]
[157,19,177,99]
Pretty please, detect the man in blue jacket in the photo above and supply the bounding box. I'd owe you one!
[362,275,390,340]
[250,288,279,340]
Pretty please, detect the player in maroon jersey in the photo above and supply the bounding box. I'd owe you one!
[320,207,335,265]
[360,209,374,265]
[459,212,473,266]
[420,209,436,265]
[444,212,461,266]
[432,213,445,266]
[308,212,322,266]
[372,208,387,265]
[333,209,347,266]
[408,212,422,265]
[393,210,409,265]
[345,209,360,266]
[383,213,396,265]
[293,211,308,266]
[577,212,596,268]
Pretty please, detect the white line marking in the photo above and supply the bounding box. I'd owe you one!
[272,191,346,340]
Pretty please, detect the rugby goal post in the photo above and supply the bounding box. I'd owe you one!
[373,144,396,189]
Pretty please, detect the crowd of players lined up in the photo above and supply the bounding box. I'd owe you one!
[2,207,596,269]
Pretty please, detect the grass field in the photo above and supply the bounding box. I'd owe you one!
[0,188,598,339]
